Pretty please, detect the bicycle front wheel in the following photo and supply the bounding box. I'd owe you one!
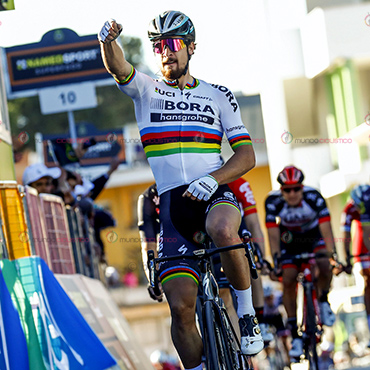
[203,300,236,370]
[305,287,320,370]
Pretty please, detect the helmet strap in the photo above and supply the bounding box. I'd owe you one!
[176,47,190,85]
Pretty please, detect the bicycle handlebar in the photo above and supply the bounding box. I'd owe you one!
[277,251,330,263]
[347,252,370,260]
[147,240,259,294]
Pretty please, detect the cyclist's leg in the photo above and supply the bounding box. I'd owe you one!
[281,265,302,357]
[206,203,248,290]
[163,277,203,369]
[313,232,335,326]
[219,287,240,338]
[357,262,370,345]
[315,248,333,303]
[158,186,207,369]
[205,189,263,355]
[282,266,299,330]
[252,278,274,343]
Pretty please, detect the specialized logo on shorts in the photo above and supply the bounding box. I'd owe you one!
[223,192,235,200]
[178,244,188,254]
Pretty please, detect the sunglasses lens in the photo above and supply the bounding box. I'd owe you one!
[153,39,186,54]
[283,187,302,193]
[153,42,161,54]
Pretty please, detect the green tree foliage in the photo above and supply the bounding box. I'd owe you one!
[8,35,144,151]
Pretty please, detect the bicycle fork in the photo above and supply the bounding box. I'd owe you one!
[301,267,322,338]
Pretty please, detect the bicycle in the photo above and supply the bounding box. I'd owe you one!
[274,252,329,370]
[147,238,258,370]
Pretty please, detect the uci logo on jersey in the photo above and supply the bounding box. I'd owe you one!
[155,87,175,97]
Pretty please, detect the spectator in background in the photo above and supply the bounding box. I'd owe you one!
[22,163,61,194]
[65,156,121,201]
[93,205,116,263]
[122,269,139,288]
[150,350,181,370]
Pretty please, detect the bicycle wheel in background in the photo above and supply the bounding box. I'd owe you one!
[304,287,320,370]
[203,300,236,370]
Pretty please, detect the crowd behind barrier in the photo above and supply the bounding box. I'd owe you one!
[0,179,157,369]
[0,180,103,280]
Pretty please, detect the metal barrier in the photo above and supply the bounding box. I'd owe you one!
[0,181,31,260]
[66,205,86,274]
[23,185,52,268]
[80,213,101,279]
[0,181,104,280]
[39,193,76,274]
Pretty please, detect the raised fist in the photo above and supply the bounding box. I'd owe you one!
[98,19,123,44]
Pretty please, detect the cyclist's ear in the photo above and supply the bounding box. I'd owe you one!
[188,42,196,56]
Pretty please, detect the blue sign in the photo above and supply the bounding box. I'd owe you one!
[4,28,110,95]
[14,257,118,370]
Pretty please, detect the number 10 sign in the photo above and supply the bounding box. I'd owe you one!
[39,82,98,115]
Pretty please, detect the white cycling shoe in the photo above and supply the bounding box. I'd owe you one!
[239,314,264,355]
[320,301,336,326]
[289,337,304,359]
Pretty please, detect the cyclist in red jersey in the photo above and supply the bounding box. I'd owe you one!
[265,165,339,359]
[342,184,370,346]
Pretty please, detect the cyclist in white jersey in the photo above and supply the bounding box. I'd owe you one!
[99,11,263,370]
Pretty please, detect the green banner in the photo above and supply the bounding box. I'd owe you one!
[0,260,46,370]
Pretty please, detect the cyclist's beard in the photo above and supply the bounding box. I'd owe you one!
[161,58,185,80]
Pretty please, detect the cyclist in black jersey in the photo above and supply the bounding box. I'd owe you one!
[265,166,339,360]
[99,11,263,370]
[138,183,163,301]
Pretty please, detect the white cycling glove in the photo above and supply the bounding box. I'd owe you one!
[186,175,219,201]
[98,19,122,44]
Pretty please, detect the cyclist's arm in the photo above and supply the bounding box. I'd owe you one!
[343,230,351,259]
[362,224,370,253]
[99,20,133,82]
[244,213,266,256]
[267,227,281,261]
[137,194,159,281]
[139,231,158,282]
[318,221,335,255]
[210,145,255,185]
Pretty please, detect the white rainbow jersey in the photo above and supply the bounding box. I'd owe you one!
[115,67,252,195]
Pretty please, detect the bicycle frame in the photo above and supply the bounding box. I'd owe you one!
[298,258,323,335]
[147,241,257,370]
[297,259,322,341]
[290,253,324,370]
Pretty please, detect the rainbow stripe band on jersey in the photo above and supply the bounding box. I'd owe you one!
[160,266,200,285]
[229,133,252,149]
[140,125,223,158]
[163,78,200,89]
[114,66,136,85]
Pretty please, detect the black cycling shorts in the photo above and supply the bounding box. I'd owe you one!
[279,225,326,269]
[157,184,240,285]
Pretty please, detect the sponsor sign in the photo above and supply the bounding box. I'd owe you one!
[4,28,110,97]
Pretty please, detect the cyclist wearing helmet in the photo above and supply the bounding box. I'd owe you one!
[264,165,338,360]
[99,11,262,370]
[342,183,370,346]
